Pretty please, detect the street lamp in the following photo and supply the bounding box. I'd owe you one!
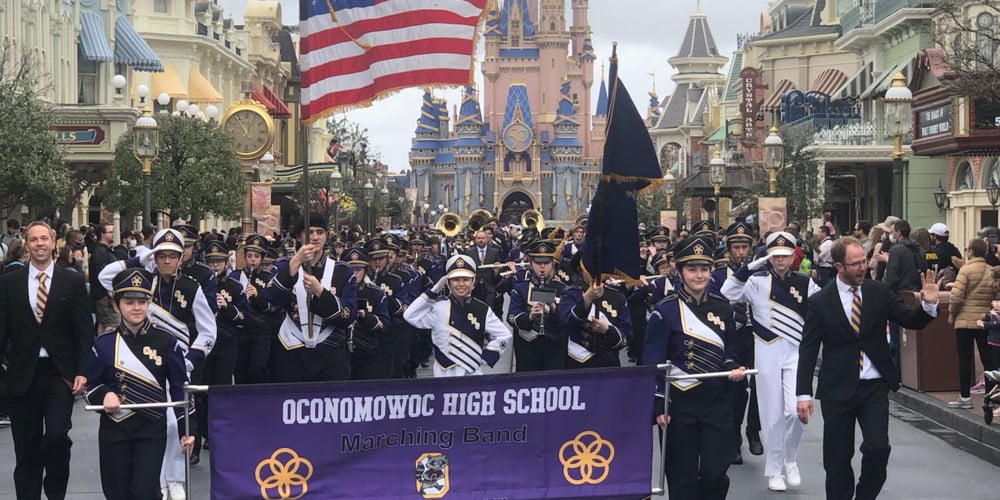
[884,72,913,217]
[763,126,784,195]
[664,171,675,208]
[423,202,430,227]
[258,151,275,182]
[709,149,726,226]
[988,178,1000,213]
[933,179,949,212]
[363,181,375,234]
[132,84,159,228]
[329,170,343,230]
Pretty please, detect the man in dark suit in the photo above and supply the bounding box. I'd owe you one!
[796,236,938,500]
[465,230,503,316]
[0,221,93,500]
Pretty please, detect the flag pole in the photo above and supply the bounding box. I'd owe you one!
[595,42,619,285]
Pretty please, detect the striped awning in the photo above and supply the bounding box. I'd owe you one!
[762,79,796,111]
[861,58,917,100]
[832,62,873,100]
[79,12,112,63]
[810,69,848,96]
[114,17,163,72]
[254,85,292,119]
[188,68,222,104]
[150,63,187,100]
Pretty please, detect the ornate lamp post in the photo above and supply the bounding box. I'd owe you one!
[664,171,675,209]
[709,149,726,227]
[884,72,913,217]
[763,127,784,195]
[363,181,375,234]
[422,202,430,227]
[132,84,159,228]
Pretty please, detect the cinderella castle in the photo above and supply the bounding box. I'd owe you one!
[409,0,607,226]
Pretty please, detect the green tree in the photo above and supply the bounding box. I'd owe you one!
[0,45,69,215]
[105,114,246,223]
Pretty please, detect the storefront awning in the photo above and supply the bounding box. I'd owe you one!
[253,85,292,119]
[762,79,795,111]
[150,63,187,100]
[810,68,848,96]
[831,62,872,100]
[114,17,163,72]
[79,12,112,63]
[188,68,222,104]
[860,58,917,100]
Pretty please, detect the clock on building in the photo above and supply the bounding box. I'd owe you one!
[502,122,532,152]
[221,102,275,160]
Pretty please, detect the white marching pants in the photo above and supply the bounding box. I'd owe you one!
[160,381,185,487]
[754,337,803,477]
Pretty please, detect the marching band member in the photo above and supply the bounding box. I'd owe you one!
[344,246,392,379]
[628,248,675,363]
[98,228,216,499]
[507,239,567,371]
[366,238,411,378]
[710,222,764,464]
[230,235,276,384]
[558,259,633,369]
[192,240,248,464]
[263,213,358,382]
[721,231,821,491]
[645,226,671,274]
[86,268,195,500]
[175,224,217,312]
[643,235,747,500]
[403,254,512,377]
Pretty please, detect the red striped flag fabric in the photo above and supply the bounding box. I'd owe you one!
[299,0,487,123]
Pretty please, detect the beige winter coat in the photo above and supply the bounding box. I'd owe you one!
[948,257,996,329]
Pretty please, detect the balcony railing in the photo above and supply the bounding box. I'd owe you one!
[841,0,935,32]
[791,117,913,147]
[873,0,936,25]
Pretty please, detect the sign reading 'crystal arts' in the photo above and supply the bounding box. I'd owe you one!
[739,68,764,148]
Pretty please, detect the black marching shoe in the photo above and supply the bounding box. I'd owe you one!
[189,453,200,466]
[732,449,743,465]
[747,432,764,456]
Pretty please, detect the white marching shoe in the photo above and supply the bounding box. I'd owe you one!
[784,462,801,487]
[768,474,787,491]
[167,481,186,500]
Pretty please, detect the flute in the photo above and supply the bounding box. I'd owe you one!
[606,274,665,286]
[478,262,529,269]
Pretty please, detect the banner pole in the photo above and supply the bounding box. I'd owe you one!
[184,383,193,500]
[657,361,671,495]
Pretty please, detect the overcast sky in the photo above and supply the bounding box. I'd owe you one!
[219,0,768,172]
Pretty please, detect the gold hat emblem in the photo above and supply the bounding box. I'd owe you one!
[776,236,786,246]
[456,258,466,267]
[737,227,746,234]
[350,252,359,260]
[373,242,381,249]
[694,244,704,255]
[164,232,175,241]
[131,275,143,286]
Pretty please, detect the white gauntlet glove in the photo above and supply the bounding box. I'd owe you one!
[431,276,449,294]
[747,255,771,271]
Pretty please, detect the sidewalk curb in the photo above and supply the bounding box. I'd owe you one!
[890,388,1000,465]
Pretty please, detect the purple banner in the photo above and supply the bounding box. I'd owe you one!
[208,367,657,499]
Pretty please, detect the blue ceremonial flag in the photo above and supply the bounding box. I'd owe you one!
[582,43,663,284]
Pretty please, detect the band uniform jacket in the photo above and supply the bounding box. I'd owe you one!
[232,266,281,326]
[403,288,512,375]
[642,287,740,398]
[85,320,191,428]
[181,260,218,312]
[796,279,934,401]
[264,257,358,350]
[0,265,93,397]
[508,276,567,342]
[99,259,217,371]
[721,265,820,345]
[214,272,249,348]
[558,285,633,363]
[351,281,391,355]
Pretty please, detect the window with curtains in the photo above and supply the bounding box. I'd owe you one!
[956,160,975,190]
[76,54,97,105]
[154,0,168,14]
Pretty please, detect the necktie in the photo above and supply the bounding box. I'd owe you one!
[480,249,486,262]
[35,272,48,323]
[849,286,863,372]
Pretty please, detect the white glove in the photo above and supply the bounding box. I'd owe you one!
[185,358,194,376]
[747,255,771,271]
[431,276,449,294]
[138,247,155,268]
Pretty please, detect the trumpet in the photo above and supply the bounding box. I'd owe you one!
[479,262,529,269]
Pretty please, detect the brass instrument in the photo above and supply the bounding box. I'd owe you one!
[436,212,462,238]
[468,209,492,233]
[520,209,544,232]
[574,213,588,228]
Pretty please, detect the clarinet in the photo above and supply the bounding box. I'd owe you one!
[538,276,547,338]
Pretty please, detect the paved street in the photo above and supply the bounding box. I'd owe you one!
[0,373,998,499]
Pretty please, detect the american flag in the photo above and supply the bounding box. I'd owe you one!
[299,0,487,123]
